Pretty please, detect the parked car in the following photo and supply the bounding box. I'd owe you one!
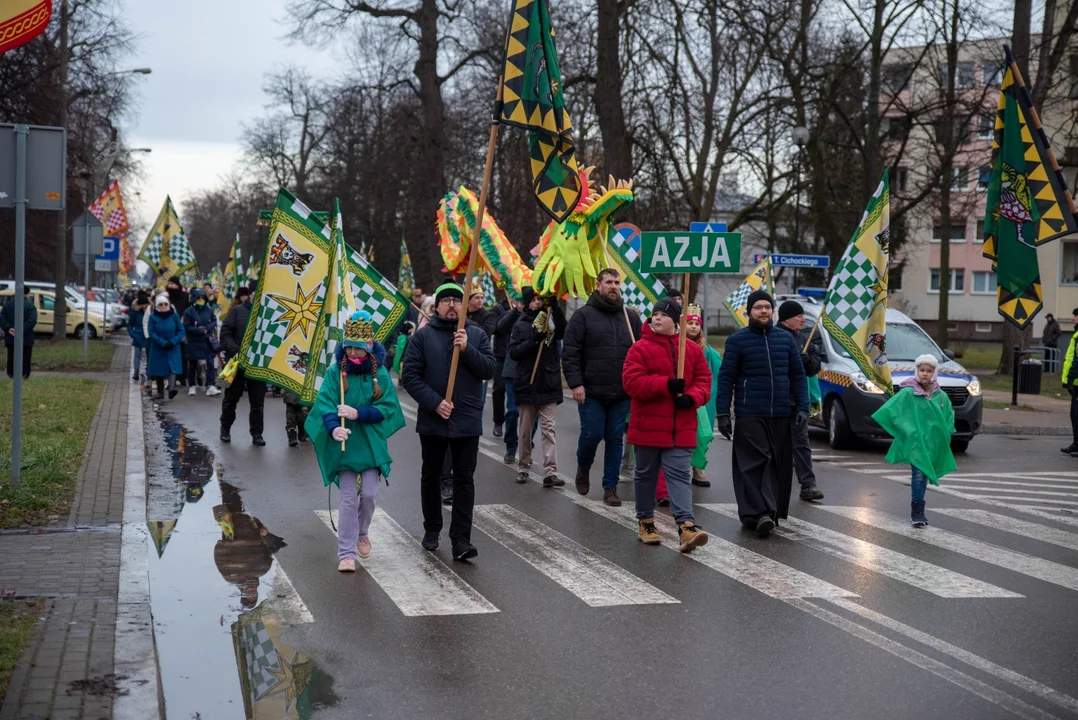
[0,288,106,339]
[0,281,123,330]
[790,301,983,453]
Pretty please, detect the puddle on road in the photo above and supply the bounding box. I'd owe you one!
[144,406,337,719]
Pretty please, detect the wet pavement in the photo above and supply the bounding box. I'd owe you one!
[142,400,337,719]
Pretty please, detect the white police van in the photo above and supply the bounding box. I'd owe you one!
[780,295,983,452]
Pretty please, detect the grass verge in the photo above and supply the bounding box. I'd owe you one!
[31,340,116,372]
[0,599,42,701]
[974,372,1066,400]
[983,400,1040,411]
[0,378,104,527]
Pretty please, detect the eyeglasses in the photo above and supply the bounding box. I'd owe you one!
[751,304,772,311]
[439,298,462,305]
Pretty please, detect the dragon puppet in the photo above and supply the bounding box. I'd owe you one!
[436,166,635,300]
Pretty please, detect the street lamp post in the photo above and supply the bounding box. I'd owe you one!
[791,125,809,293]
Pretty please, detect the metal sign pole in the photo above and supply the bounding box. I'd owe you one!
[83,242,90,360]
[11,125,28,490]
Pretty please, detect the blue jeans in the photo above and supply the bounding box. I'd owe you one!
[576,397,631,490]
[132,346,144,376]
[503,379,536,452]
[634,446,694,524]
[911,467,928,502]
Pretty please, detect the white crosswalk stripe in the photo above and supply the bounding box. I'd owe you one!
[315,509,499,616]
[473,504,678,607]
[817,506,1078,593]
[699,504,1021,598]
[932,508,1078,552]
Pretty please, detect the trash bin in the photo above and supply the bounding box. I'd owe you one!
[1018,358,1043,394]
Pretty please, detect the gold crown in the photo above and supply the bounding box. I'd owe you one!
[344,317,374,344]
[687,303,702,318]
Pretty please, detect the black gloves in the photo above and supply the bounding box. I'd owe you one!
[164,341,174,349]
[667,378,686,394]
[795,410,809,429]
[717,414,732,440]
[674,395,695,410]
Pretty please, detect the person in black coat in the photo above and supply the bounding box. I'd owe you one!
[776,300,824,502]
[166,276,190,386]
[401,282,496,561]
[561,268,642,501]
[488,294,511,436]
[219,286,267,446]
[1,287,37,379]
[508,287,566,487]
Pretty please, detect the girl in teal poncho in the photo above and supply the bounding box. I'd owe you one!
[304,310,406,572]
[871,354,956,527]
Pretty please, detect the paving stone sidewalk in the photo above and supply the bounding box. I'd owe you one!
[0,343,137,720]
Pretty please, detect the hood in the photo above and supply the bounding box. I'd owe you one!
[131,300,148,312]
[334,340,387,370]
[189,288,207,302]
[587,290,624,313]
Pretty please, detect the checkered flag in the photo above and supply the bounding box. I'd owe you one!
[88,180,130,236]
[244,297,290,366]
[165,230,197,274]
[140,233,164,267]
[609,223,666,317]
[723,256,773,330]
[825,249,876,336]
[349,247,409,341]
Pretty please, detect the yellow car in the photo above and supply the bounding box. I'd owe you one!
[0,288,107,339]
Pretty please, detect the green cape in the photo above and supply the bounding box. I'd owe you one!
[702,344,722,429]
[871,386,956,484]
[304,362,406,486]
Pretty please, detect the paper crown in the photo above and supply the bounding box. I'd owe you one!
[686,303,703,320]
[343,310,374,348]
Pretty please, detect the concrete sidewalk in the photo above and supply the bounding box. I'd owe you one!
[981,388,1071,436]
[0,342,159,720]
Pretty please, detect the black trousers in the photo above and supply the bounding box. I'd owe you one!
[492,357,506,426]
[220,367,267,435]
[731,416,793,523]
[5,344,32,379]
[420,435,478,543]
[1071,391,1078,444]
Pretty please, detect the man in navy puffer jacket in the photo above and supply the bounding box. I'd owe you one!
[715,290,808,537]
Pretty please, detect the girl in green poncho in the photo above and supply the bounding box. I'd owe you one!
[304,311,406,572]
[871,354,956,527]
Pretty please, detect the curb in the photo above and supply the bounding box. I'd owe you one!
[112,373,163,719]
[981,423,1070,436]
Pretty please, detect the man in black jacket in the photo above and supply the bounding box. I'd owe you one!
[166,276,190,386]
[219,286,267,446]
[509,287,566,487]
[562,268,642,505]
[776,301,824,501]
[402,282,496,561]
[1,287,37,379]
[488,294,511,437]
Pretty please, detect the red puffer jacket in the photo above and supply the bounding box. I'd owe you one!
[623,322,711,448]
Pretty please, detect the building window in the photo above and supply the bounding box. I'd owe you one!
[975,323,992,333]
[983,63,1003,86]
[1061,240,1078,285]
[932,221,967,242]
[978,166,992,189]
[883,116,911,141]
[975,218,985,243]
[940,62,975,88]
[895,166,909,192]
[889,266,903,291]
[929,268,965,292]
[951,166,969,190]
[978,114,994,139]
[935,117,969,144]
[882,64,913,93]
[972,270,997,294]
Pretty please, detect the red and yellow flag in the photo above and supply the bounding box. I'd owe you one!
[119,234,135,274]
[0,1,52,55]
[89,180,131,236]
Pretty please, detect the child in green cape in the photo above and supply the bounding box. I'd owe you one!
[304,310,406,572]
[871,353,956,527]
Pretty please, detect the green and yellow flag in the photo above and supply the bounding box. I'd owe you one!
[499,0,581,223]
[983,46,1078,329]
[398,238,414,296]
[138,196,197,281]
[239,188,331,394]
[723,256,774,330]
[823,171,892,395]
[223,232,243,302]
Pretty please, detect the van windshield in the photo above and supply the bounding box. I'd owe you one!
[829,321,942,362]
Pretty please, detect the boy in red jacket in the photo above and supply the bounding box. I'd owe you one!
[622,298,710,552]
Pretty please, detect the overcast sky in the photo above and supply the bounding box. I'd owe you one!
[123,0,340,235]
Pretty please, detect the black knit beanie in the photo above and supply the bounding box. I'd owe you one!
[778,300,804,323]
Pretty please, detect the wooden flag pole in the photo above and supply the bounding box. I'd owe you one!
[802,318,820,352]
[446,83,502,402]
[529,305,551,384]
[677,273,690,380]
[340,368,347,451]
[599,231,637,341]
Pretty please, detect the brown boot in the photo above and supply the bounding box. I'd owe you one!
[691,467,711,487]
[575,467,590,495]
[603,489,622,507]
[638,518,660,545]
[677,521,709,553]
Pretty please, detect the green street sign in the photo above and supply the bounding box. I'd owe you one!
[638,232,742,274]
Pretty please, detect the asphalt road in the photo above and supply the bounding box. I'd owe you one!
[142,384,1078,720]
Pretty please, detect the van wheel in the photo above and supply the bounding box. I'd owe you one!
[74,324,97,340]
[827,398,854,450]
[950,439,969,453]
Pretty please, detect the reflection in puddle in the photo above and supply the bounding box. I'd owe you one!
[144,406,336,718]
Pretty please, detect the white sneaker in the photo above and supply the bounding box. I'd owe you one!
[188,386,197,396]
[206,386,221,397]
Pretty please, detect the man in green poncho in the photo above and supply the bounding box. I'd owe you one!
[871,353,956,527]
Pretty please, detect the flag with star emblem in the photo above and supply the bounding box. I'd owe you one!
[239,188,333,395]
[823,170,892,396]
[982,46,1078,329]
[88,180,130,236]
[723,256,774,330]
[301,199,359,403]
[499,0,582,223]
[139,196,197,280]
